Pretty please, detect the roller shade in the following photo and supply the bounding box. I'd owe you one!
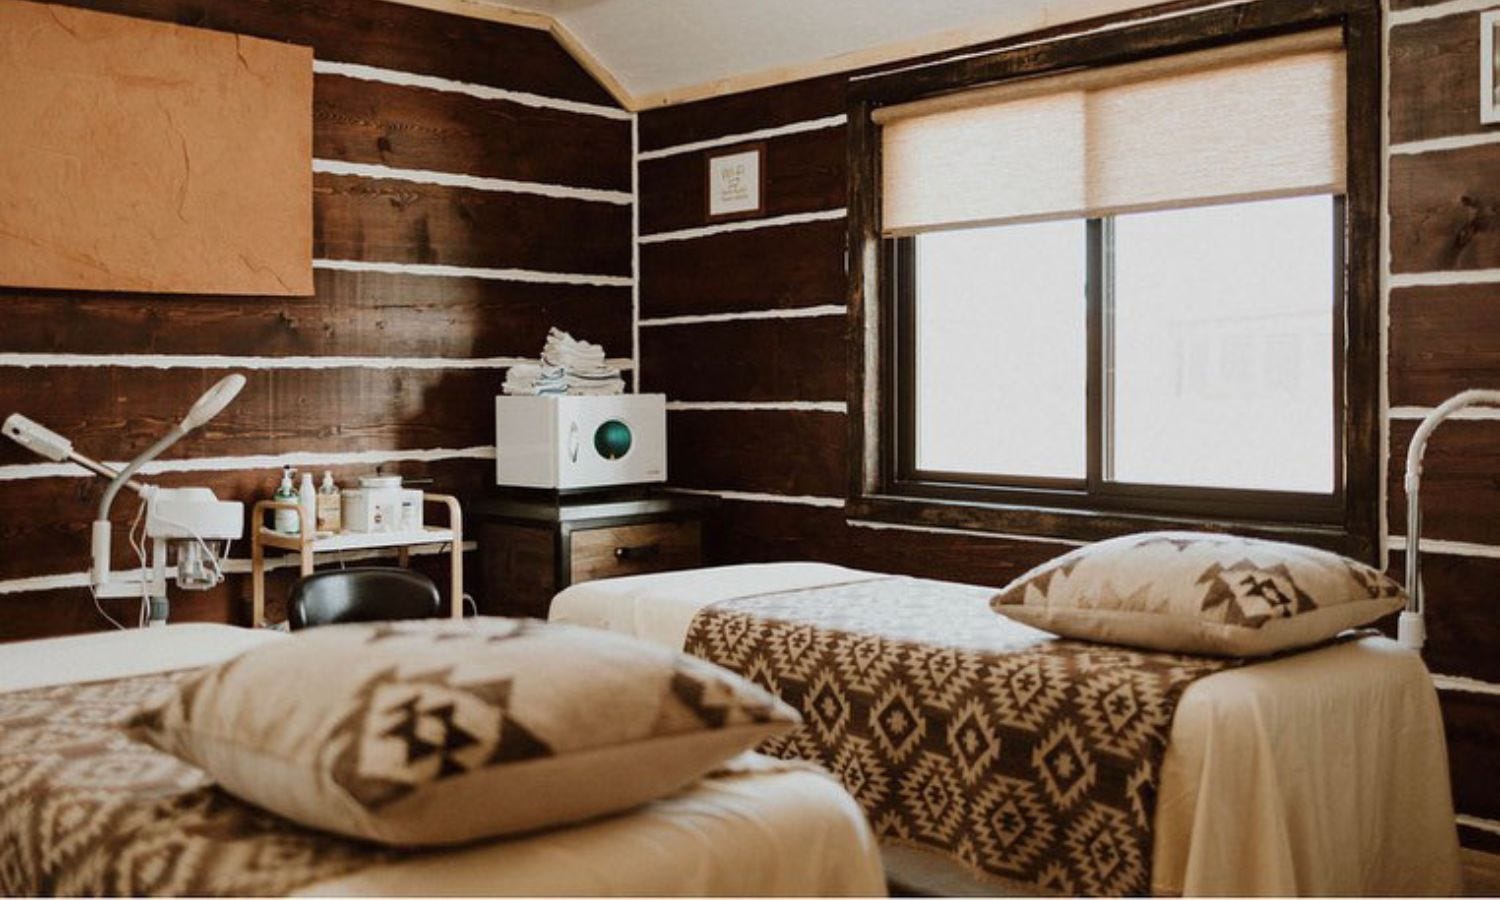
[878,29,1346,236]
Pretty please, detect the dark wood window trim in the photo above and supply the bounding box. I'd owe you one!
[845,0,1384,563]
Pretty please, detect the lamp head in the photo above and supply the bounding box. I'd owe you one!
[3,413,73,462]
[180,374,246,433]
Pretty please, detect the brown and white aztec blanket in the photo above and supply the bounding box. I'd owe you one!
[0,671,389,896]
[0,668,817,896]
[683,575,1237,896]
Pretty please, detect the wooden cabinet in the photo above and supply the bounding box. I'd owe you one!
[475,493,715,619]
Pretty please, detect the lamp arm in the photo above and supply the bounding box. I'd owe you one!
[91,427,186,587]
[1400,388,1500,650]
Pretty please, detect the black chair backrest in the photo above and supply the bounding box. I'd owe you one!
[288,567,444,630]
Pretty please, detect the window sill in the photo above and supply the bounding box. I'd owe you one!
[846,492,1376,564]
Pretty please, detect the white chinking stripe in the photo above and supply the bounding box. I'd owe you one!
[638,209,847,245]
[312,59,631,121]
[0,446,497,483]
[666,401,846,412]
[0,353,632,371]
[847,518,1088,547]
[1390,0,1498,26]
[1390,269,1500,289]
[1433,674,1500,697]
[313,159,632,205]
[1390,132,1500,157]
[640,305,846,327]
[0,541,479,597]
[1391,405,1500,421]
[637,114,849,161]
[664,487,846,508]
[1458,814,1500,837]
[312,258,633,287]
[1387,536,1500,560]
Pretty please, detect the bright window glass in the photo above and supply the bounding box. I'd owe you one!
[913,221,1087,479]
[1108,195,1335,492]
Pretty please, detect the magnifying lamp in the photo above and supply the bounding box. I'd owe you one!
[3,374,248,626]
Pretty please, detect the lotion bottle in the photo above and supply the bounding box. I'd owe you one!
[316,471,342,534]
[298,472,316,537]
[273,467,299,534]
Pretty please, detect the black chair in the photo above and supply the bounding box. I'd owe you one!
[288,567,445,630]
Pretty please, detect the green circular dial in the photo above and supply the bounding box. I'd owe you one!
[594,419,632,460]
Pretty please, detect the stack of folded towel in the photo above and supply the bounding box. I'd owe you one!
[502,364,566,396]
[502,328,625,396]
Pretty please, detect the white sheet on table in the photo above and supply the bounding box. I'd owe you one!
[550,562,1464,896]
[0,622,886,897]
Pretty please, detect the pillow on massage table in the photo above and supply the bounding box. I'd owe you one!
[992,531,1405,657]
[129,617,797,846]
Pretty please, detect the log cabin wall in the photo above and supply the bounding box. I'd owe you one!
[0,0,632,638]
[638,0,1500,851]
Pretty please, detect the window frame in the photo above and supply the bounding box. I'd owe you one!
[889,200,1347,524]
[846,0,1383,562]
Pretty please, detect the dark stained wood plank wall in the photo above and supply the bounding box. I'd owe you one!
[1,0,628,637]
[313,75,632,191]
[2,272,630,360]
[1389,284,1500,407]
[639,128,846,234]
[640,219,847,318]
[313,174,631,275]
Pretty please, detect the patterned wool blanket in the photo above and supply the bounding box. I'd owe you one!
[683,575,1236,896]
[0,668,814,897]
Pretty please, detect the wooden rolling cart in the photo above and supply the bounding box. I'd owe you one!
[250,493,463,628]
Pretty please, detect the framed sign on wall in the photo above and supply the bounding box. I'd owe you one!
[705,143,765,221]
[1483,8,1500,124]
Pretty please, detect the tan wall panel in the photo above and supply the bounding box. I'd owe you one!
[0,0,312,295]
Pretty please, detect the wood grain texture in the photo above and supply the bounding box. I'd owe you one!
[1389,552,1500,684]
[0,458,491,582]
[1389,284,1500,408]
[313,173,631,275]
[668,410,846,497]
[0,367,504,468]
[477,520,555,618]
[638,75,847,152]
[314,74,630,191]
[641,218,847,319]
[0,585,240,643]
[1390,144,1500,275]
[639,128,845,235]
[1389,13,1486,145]
[569,521,701,583]
[0,270,630,359]
[1441,690,1500,824]
[640,317,846,402]
[45,0,614,105]
[1389,419,1500,545]
[703,498,1064,588]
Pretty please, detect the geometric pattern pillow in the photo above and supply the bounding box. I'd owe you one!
[129,617,798,846]
[992,531,1406,657]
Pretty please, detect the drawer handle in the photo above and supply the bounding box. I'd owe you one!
[614,544,661,562]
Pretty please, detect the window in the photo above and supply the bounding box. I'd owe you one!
[849,5,1383,556]
[898,194,1341,516]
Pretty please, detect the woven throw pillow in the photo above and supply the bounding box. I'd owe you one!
[129,617,798,846]
[992,531,1405,657]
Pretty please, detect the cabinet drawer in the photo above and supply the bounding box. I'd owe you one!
[569,521,700,584]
